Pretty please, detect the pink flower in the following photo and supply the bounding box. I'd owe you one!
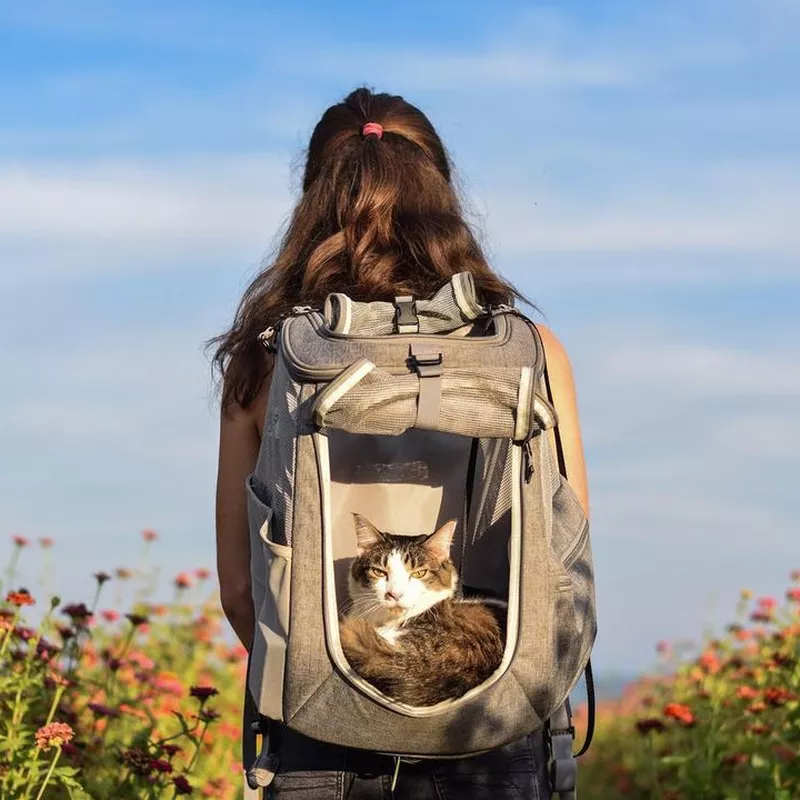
[174,572,194,590]
[142,529,158,542]
[128,651,155,670]
[35,722,74,751]
[39,537,55,549]
[12,535,30,548]
[101,610,120,623]
[787,587,800,603]
[757,596,777,611]
[195,568,211,581]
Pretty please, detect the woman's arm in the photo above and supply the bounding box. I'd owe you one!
[535,324,590,520]
[215,371,270,651]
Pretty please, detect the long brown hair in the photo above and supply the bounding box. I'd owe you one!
[210,87,525,410]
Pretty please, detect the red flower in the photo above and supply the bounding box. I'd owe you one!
[173,775,193,795]
[150,758,173,774]
[747,701,767,713]
[12,535,30,548]
[736,686,758,700]
[787,587,800,603]
[88,702,121,718]
[62,603,92,623]
[162,744,183,758]
[101,610,120,623]
[93,572,111,585]
[174,572,194,590]
[764,687,792,706]
[635,718,666,734]
[195,568,211,581]
[142,529,158,542]
[697,650,721,674]
[749,611,772,623]
[721,753,749,767]
[39,537,55,549]
[5,591,35,607]
[748,723,770,736]
[190,686,219,701]
[757,596,777,611]
[663,703,695,726]
[773,744,797,763]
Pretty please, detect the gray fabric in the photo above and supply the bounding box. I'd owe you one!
[548,702,577,799]
[322,272,484,336]
[281,311,533,379]
[311,364,554,440]
[245,273,597,763]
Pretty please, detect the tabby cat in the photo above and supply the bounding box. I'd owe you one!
[338,513,506,706]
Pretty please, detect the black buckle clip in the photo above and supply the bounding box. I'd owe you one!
[409,346,443,377]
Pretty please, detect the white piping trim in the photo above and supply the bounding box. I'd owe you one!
[452,273,483,320]
[514,367,533,441]
[312,359,375,428]
[314,433,525,719]
[533,394,558,430]
[340,295,353,334]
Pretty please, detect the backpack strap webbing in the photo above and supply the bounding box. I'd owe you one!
[243,654,278,792]
[547,700,577,799]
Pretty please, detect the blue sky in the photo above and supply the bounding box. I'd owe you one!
[1,1,798,676]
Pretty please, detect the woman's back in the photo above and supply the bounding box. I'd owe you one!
[212,87,590,799]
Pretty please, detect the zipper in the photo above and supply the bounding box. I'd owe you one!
[281,313,515,382]
[523,440,534,483]
[563,518,590,570]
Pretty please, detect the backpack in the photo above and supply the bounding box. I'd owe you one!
[241,272,597,799]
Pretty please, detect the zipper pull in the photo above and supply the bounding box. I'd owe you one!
[257,326,277,353]
[523,440,534,483]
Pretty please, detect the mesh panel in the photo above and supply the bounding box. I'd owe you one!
[460,438,514,594]
[255,358,301,545]
[318,367,524,439]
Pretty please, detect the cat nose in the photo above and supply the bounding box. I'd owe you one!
[385,589,402,602]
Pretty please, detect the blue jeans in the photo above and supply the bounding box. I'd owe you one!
[266,724,552,799]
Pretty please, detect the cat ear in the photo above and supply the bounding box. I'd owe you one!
[424,519,457,562]
[353,513,384,555]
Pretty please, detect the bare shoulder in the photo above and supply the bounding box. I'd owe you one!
[531,321,590,516]
[220,353,274,440]
[532,323,574,378]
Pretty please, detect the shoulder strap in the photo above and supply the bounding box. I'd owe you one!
[539,329,596,761]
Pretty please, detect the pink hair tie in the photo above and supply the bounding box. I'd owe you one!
[362,122,384,139]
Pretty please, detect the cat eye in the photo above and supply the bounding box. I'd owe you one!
[411,569,429,579]
[369,567,387,579]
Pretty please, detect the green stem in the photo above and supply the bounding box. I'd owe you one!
[33,747,62,800]
[185,721,210,773]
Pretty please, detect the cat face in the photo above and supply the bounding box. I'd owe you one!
[348,514,457,621]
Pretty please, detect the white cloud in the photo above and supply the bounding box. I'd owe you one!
[605,344,800,398]
[0,156,291,241]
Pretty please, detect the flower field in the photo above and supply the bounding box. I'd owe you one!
[2,532,797,799]
[1,533,247,799]
[578,580,800,799]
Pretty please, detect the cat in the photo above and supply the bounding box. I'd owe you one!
[338,513,506,706]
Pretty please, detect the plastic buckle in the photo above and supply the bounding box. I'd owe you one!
[409,345,443,378]
[394,296,419,333]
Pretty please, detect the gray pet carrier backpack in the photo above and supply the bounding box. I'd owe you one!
[242,272,597,798]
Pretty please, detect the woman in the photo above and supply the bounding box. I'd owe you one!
[212,87,589,800]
